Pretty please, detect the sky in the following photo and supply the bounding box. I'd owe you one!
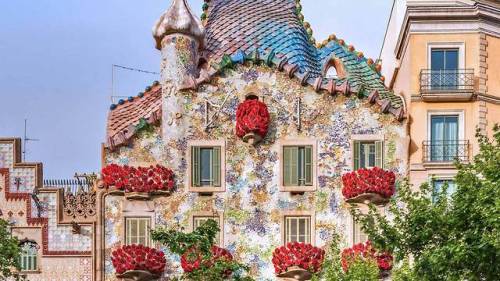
[0,0,393,179]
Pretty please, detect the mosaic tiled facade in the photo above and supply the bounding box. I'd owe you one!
[100,0,408,280]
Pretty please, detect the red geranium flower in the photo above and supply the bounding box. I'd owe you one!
[111,244,166,275]
[101,164,175,193]
[235,99,270,139]
[341,241,393,272]
[272,242,325,274]
[180,246,234,275]
[341,167,396,199]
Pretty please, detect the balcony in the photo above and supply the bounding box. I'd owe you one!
[419,69,475,101]
[422,140,469,166]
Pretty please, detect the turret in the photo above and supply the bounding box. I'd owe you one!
[153,0,205,89]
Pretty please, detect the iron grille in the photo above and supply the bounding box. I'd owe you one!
[422,140,469,163]
[420,69,474,92]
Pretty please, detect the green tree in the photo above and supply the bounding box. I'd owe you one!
[313,232,379,281]
[0,218,23,280]
[354,126,500,280]
[151,219,253,281]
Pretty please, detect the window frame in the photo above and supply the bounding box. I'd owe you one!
[352,218,368,245]
[426,110,465,163]
[189,211,224,246]
[19,241,39,273]
[351,135,385,170]
[279,139,317,192]
[280,211,316,246]
[427,42,465,70]
[187,140,226,193]
[429,174,457,203]
[124,217,152,247]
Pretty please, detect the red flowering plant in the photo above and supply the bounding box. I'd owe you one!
[235,99,270,142]
[101,164,175,193]
[151,219,253,280]
[111,244,166,276]
[341,167,396,200]
[341,241,393,273]
[181,245,234,277]
[272,242,326,275]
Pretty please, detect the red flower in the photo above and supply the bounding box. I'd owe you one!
[271,242,325,274]
[235,99,270,139]
[341,241,393,272]
[341,167,396,200]
[101,164,175,193]
[180,246,234,275]
[111,244,166,275]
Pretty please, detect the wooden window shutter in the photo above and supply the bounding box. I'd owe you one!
[375,141,384,168]
[353,141,360,170]
[192,146,201,187]
[304,146,313,186]
[212,146,221,187]
[283,147,299,186]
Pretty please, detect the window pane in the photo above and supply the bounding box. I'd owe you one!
[200,148,213,186]
[445,50,459,70]
[431,50,445,71]
[285,216,311,244]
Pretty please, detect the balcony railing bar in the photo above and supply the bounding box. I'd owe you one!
[420,69,474,93]
[422,140,469,163]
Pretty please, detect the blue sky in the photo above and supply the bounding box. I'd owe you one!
[0,0,393,179]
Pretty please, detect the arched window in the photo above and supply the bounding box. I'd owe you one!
[322,57,346,79]
[19,241,38,271]
[325,66,338,79]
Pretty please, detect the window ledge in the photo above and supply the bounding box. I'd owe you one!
[420,91,474,102]
[422,162,461,169]
[188,187,225,194]
[280,186,316,193]
[19,270,41,274]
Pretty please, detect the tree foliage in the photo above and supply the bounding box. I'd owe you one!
[313,232,379,281]
[0,218,23,280]
[354,126,500,280]
[151,219,253,281]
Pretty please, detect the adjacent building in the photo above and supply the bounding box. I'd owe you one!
[380,0,500,192]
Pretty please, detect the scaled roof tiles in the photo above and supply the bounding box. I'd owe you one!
[106,0,404,149]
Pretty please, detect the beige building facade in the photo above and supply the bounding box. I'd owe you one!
[380,0,500,188]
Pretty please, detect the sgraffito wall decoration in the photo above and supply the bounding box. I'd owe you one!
[104,65,407,280]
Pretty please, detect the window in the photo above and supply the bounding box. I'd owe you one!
[430,115,459,162]
[283,146,313,187]
[188,140,225,192]
[353,219,368,245]
[353,141,383,170]
[432,178,457,203]
[19,241,38,272]
[428,44,463,91]
[284,216,311,244]
[193,216,221,245]
[125,217,151,246]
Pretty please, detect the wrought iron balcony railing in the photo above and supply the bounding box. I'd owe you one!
[422,140,469,163]
[420,69,474,93]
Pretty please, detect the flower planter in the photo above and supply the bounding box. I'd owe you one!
[342,167,395,206]
[272,242,324,279]
[345,192,390,206]
[107,190,172,201]
[236,99,270,145]
[116,270,160,281]
[276,266,312,281]
[242,132,262,145]
[124,192,152,201]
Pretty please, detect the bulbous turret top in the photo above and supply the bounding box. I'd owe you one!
[153,0,205,50]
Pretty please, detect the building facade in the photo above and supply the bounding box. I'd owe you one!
[379,0,500,190]
[0,138,95,281]
[1,0,416,280]
[99,0,407,279]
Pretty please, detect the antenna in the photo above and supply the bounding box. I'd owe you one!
[110,64,159,103]
[23,119,39,161]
